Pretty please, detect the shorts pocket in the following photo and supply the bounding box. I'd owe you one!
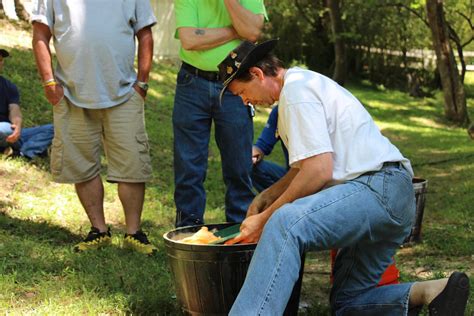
[50,138,64,176]
[136,134,152,174]
[132,89,146,104]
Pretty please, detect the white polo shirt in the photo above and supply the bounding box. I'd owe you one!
[277,67,413,182]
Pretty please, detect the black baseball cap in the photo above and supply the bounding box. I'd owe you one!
[218,39,278,103]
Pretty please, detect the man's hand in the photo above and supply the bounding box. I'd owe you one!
[44,84,64,106]
[225,212,269,245]
[252,146,264,164]
[247,190,273,218]
[5,124,20,143]
[133,84,147,99]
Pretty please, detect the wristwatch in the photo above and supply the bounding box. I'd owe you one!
[135,80,149,92]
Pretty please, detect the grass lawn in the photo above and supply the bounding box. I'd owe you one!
[0,19,473,315]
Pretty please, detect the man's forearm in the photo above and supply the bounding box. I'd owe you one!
[261,153,333,221]
[9,104,22,128]
[260,167,299,206]
[224,0,264,42]
[32,23,54,82]
[178,26,237,51]
[136,27,154,83]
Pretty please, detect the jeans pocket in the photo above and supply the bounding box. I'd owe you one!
[382,169,415,224]
[176,69,195,87]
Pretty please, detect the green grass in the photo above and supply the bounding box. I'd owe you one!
[1,19,473,315]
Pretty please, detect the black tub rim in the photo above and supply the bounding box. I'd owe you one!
[162,222,257,252]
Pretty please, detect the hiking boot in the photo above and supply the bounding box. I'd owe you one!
[428,271,470,316]
[123,230,157,256]
[74,227,112,252]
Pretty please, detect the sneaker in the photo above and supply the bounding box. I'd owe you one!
[74,227,112,252]
[123,230,157,256]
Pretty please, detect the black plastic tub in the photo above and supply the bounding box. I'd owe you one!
[163,223,303,315]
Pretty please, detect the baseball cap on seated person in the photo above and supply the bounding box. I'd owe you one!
[218,39,278,104]
[0,49,10,58]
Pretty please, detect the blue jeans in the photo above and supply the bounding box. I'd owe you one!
[252,160,287,192]
[0,122,12,148]
[173,67,255,227]
[230,163,417,316]
[0,122,54,158]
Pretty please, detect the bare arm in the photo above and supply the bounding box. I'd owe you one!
[32,22,53,82]
[229,152,334,244]
[6,104,22,143]
[262,152,333,219]
[178,26,238,51]
[32,22,64,106]
[224,0,264,42]
[246,167,299,217]
[134,26,154,98]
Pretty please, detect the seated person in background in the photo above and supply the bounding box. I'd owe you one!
[0,48,53,159]
[251,105,289,192]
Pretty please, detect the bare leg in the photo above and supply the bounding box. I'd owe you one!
[409,278,448,307]
[75,175,107,232]
[118,182,145,234]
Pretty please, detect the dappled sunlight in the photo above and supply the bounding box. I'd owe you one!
[409,116,455,129]
[146,89,164,99]
[253,107,272,124]
[364,99,410,111]
[0,20,32,49]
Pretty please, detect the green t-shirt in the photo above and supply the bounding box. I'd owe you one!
[175,0,267,71]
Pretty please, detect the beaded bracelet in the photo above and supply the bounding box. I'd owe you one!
[43,78,57,87]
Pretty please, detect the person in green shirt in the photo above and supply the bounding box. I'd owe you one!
[173,0,267,227]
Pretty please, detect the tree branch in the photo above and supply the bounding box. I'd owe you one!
[295,0,319,29]
[383,3,430,28]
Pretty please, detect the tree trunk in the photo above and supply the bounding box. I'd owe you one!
[0,1,5,18]
[426,0,469,126]
[326,0,346,86]
[14,0,29,22]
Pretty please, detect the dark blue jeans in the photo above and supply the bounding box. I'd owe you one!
[252,160,287,193]
[0,122,54,158]
[173,67,255,227]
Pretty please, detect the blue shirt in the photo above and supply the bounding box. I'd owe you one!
[0,76,20,123]
[255,106,289,167]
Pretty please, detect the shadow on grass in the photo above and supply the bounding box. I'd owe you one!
[0,210,80,245]
[0,212,180,315]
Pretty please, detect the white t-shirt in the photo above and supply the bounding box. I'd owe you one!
[277,67,413,182]
[31,0,157,109]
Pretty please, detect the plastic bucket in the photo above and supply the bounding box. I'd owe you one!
[163,223,303,315]
[404,178,428,243]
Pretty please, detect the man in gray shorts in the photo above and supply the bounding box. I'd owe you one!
[31,0,157,255]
